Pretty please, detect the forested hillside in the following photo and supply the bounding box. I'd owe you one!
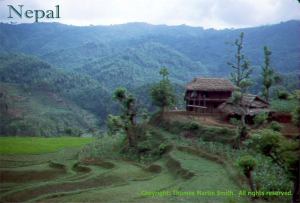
[0,20,299,136]
[0,54,111,135]
[0,20,299,77]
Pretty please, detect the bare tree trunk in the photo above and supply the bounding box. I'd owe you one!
[246,170,255,192]
[161,106,166,118]
[266,88,270,103]
[241,113,246,127]
[125,127,134,148]
[246,170,257,202]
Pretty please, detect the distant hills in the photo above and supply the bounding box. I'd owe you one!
[1,20,299,78]
[0,20,299,136]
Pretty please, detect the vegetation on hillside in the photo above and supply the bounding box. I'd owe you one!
[0,54,111,135]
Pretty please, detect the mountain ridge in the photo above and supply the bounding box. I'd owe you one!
[1,20,299,76]
[0,20,299,136]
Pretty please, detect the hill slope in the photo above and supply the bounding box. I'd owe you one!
[0,54,112,135]
[0,20,299,77]
[0,21,299,135]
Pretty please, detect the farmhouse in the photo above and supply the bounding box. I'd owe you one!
[218,94,270,122]
[184,78,235,113]
[184,77,270,121]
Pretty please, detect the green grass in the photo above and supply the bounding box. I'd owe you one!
[0,137,94,155]
[0,132,282,203]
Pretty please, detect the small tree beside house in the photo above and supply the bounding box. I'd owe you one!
[151,67,176,115]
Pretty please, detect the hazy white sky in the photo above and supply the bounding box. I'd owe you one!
[0,0,299,28]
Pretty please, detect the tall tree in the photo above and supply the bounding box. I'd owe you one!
[261,46,274,102]
[151,67,176,113]
[113,87,137,147]
[228,33,253,147]
[228,32,252,93]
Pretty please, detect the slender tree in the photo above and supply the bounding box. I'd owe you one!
[230,91,249,148]
[228,33,253,147]
[113,87,137,147]
[228,32,253,93]
[151,67,176,114]
[261,46,274,102]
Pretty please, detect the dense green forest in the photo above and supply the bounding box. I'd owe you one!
[0,54,111,135]
[0,20,299,136]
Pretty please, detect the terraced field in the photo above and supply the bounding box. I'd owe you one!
[0,139,252,203]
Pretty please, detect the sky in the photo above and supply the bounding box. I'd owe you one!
[0,0,300,29]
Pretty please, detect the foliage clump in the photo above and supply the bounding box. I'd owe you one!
[277,89,290,100]
[249,129,300,202]
[253,112,268,128]
[237,155,256,191]
[269,121,282,132]
[150,67,176,113]
[292,91,300,127]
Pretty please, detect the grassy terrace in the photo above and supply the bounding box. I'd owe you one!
[0,137,94,155]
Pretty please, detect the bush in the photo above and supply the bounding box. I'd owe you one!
[229,118,240,125]
[182,121,200,131]
[106,114,124,135]
[292,105,300,127]
[135,128,168,162]
[249,129,281,156]
[292,90,300,127]
[253,112,268,127]
[269,121,282,132]
[237,155,256,173]
[196,139,291,192]
[277,90,289,100]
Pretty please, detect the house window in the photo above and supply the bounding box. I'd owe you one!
[191,91,198,98]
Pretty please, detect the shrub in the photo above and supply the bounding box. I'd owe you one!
[182,121,200,131]
[249,129,281,156]
[237,155,256,174]
[277,90,289,100]
[196,139,291,192]
[292,90,300,127]
[135,129,168,162]
[229,118,240,125]
[237,155,256,169]
[106,114,124,135]
[292,105,300,127]
[253,112,268,127]
[269,121,282,132]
